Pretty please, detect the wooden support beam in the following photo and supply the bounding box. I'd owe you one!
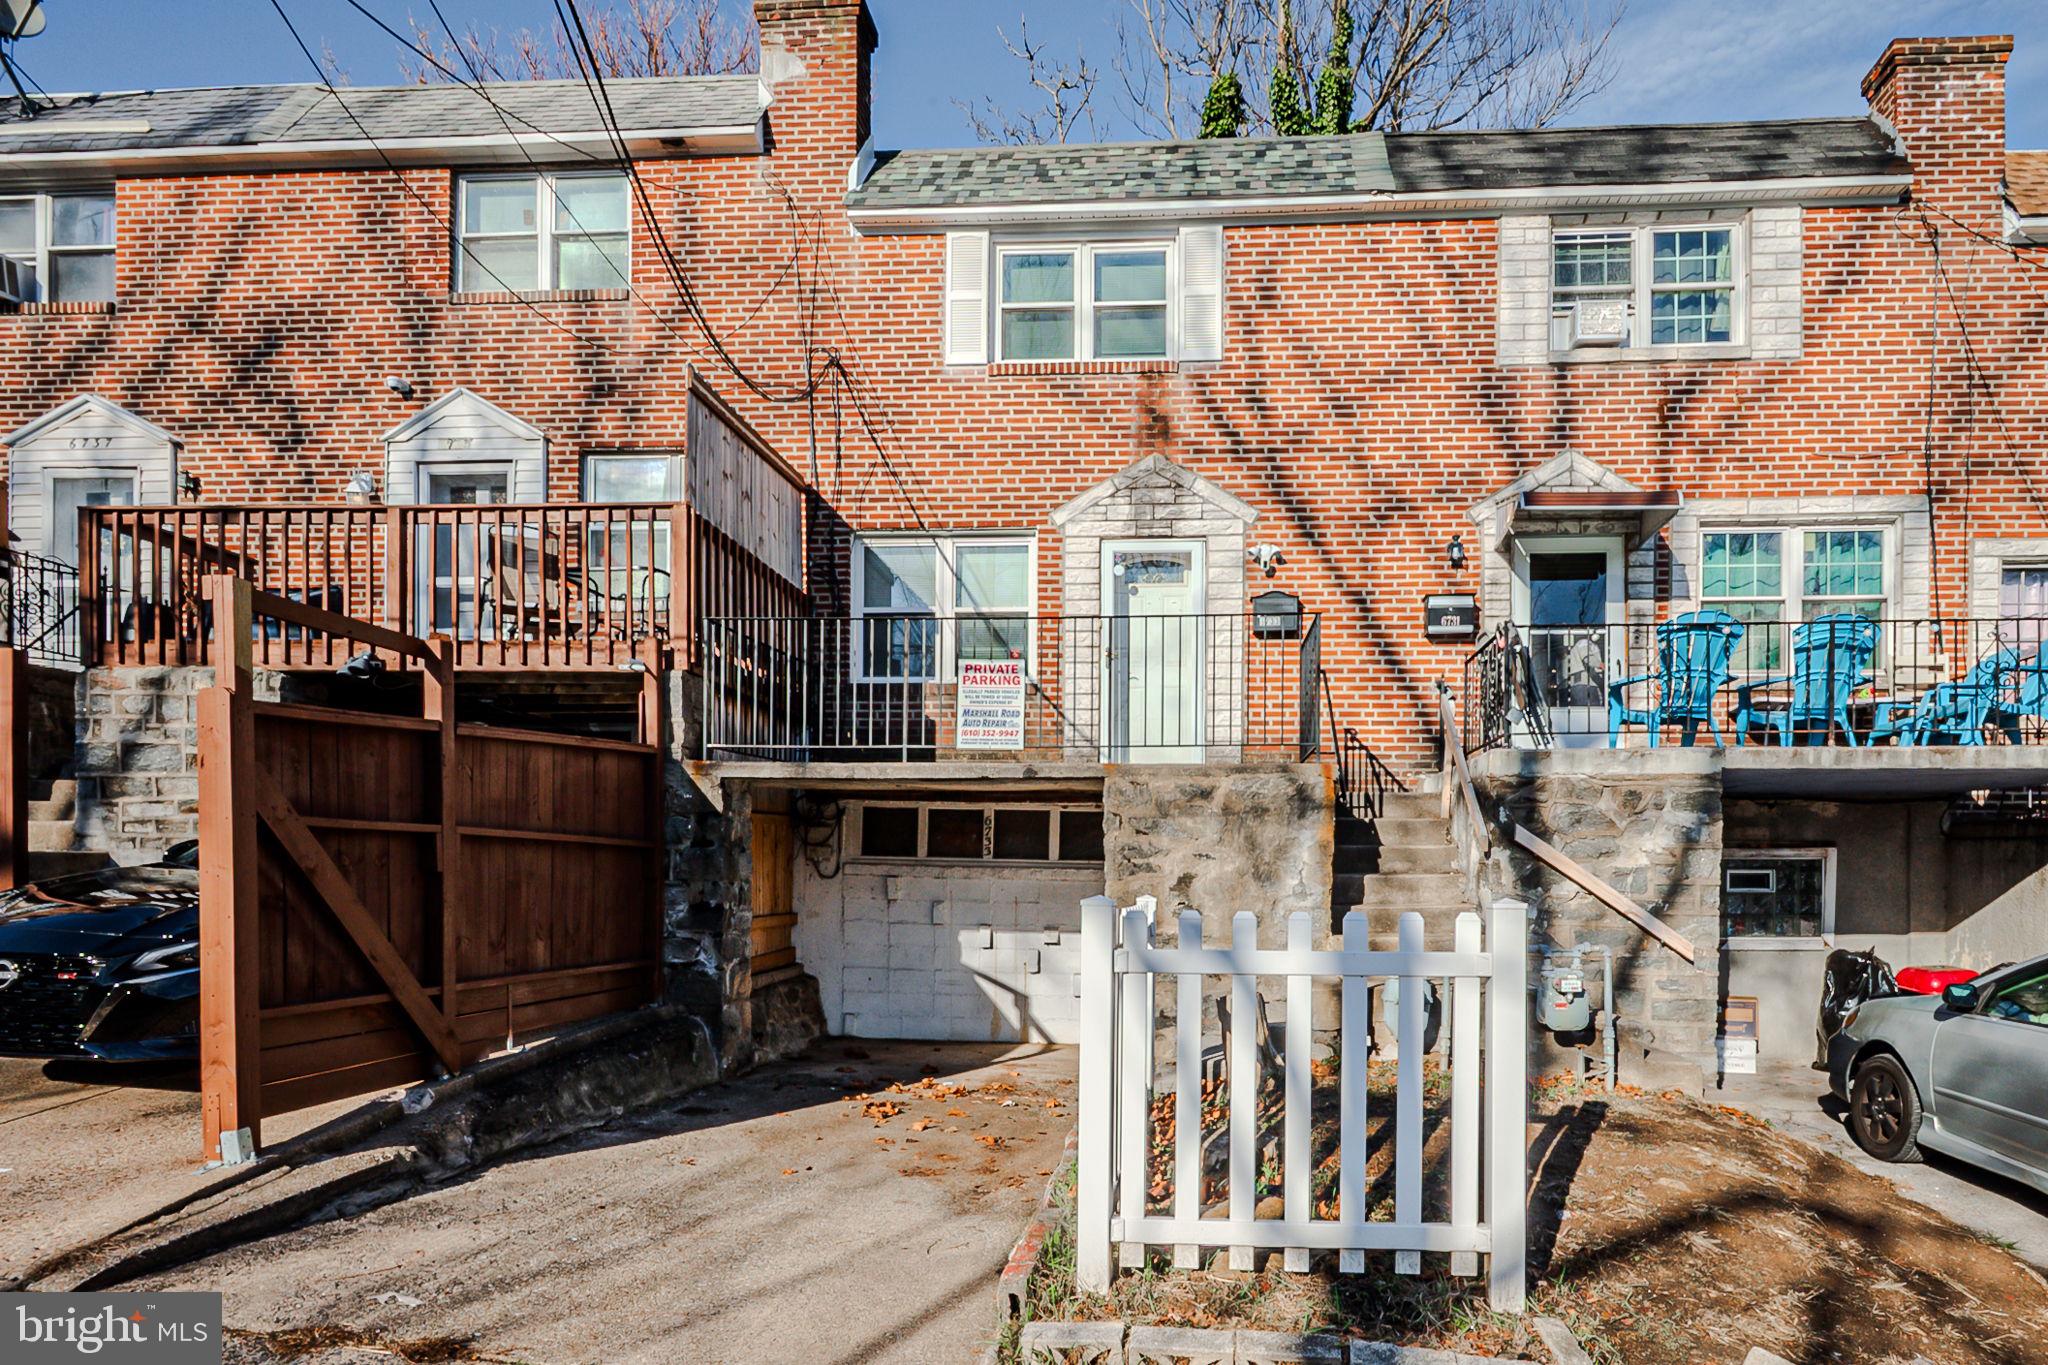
[1510,822,1696,962]
[0,647,25,892]
[251,765,463,1073]
[244,584,434,664]
[421,639,460,1034]
[199,577,260,1162]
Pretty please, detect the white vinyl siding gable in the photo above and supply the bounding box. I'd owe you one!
[4,397,177,563]
[384,389,547,505]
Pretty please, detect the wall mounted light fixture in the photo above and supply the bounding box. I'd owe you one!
[1446,534,1467,570]
[1247,543,1285,578]
[383,375,415,399]
[343,471,380,505]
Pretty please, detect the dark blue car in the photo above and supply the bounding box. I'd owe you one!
[0,841,199,1060]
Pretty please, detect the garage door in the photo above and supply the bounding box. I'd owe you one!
[793,801,1104,1043]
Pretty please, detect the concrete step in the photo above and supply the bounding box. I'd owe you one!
[1360,817,1453,849]
[28,779,76,821]
[25,850,114,880]
[1374,791,1443,821]
[1342,872,1466,910]
[1335,841,1457,875]
[28,819,79,852]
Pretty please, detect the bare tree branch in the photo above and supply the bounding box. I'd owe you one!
[398,0,755,84]
[969,0,1626,143]
[954,20,1101,145]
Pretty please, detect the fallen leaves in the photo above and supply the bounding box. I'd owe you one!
[860,1099,905,1124]
[910,1117,936,1133]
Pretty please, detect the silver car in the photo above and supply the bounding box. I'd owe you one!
[1827,952,2048,1195]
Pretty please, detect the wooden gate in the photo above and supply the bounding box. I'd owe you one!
[198,577,664,1160]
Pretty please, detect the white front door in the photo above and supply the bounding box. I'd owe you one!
[417,464,511,638]
[1102,540,1204,762]
[51,472,136,644]
[1512,535,1624,748]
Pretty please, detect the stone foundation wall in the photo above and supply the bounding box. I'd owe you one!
[1103,763,1334,942]
[1477,750,1725,1081]
[73,666,220,862]
[660,670,758,1075]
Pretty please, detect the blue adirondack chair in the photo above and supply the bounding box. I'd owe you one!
[1990,647,2048,743]
[1607,610,1745,747]
[1733,614,1881,746]
[1868,646,2019,745]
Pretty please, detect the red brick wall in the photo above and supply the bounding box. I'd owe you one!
[5,8,2045,772]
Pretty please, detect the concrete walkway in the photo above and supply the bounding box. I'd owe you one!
[1715,1060,2048,1272]
[134,1040,1078,1364]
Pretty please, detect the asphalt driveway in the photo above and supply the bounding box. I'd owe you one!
[133,1040,1078,1364]
[0,1056,366,1283]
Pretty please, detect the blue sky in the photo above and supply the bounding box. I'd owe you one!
[11,0,2048,148]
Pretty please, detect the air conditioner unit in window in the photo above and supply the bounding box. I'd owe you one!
[0,258,23,306]
[1569,298,1629,347]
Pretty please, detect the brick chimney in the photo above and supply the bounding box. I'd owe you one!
[1862,35,2012,220]
[755,0,876,157]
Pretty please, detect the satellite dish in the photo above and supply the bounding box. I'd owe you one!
[0,0,45,40]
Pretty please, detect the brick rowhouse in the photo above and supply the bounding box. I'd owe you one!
[1,4,2043,771]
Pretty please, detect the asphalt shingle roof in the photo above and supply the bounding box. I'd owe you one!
[847,136,1396,210]
[1385,118,1908,192]
[847,117,1909,211]
[0,76,764,155]
[2010,150,2048,217]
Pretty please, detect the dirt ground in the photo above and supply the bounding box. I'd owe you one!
[1023,1073,2048,1365]
[128,1041,1076,1365]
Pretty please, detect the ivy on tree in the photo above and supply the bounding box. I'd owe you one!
[1205,0,1358,139]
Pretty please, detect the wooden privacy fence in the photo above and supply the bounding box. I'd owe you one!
[1074,896,1529,1311]
[198,576,664,1161]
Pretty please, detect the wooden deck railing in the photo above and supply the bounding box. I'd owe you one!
[79,501,805,671]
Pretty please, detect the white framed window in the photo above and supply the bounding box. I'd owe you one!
[852,534,1033,682]
[1551,222,1743,351]
[0,191,116,303]
[582,453,676,605]
[996,241,1172,362]
[854,801,1103,864]
[2000,564,2048,654]
[1701,525,1890,672]
[455,171,629,293]
[1722,849,1835,946]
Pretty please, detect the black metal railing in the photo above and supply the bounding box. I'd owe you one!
[0,549,83,668]
[701,612,1320,762]
[1320,670,1402,820]
[1470,614,2048,749]
[1460,622,1551,754]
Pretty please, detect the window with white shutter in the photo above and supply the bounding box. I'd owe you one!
[944,230,991,365]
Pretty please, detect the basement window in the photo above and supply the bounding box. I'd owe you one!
[1722,850,1834,946]
[854,802,1103,864]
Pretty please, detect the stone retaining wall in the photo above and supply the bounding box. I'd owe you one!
[1476,749,1725,1081]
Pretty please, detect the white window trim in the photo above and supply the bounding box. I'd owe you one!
[1722,847,1837,949]
[0,190,117,304]
[994,238,1177,363]
[1550,220,1747,352]
[851,800,1103,865]
[454,170,630,294]
[581,451,681,502]
[1697,523,1894,625]
[850,533,1036,683]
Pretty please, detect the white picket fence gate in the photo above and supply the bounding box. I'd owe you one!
[1075,896,1528,1311]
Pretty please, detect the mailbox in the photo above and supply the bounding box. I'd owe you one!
[1423,593,1478,639]
[1251,589,1303,639]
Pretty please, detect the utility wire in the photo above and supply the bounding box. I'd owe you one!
[267,0,621,354]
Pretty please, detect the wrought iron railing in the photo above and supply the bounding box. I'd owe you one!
[0,548,83,667]
[1320,669,1402,820]
[1471,614,2048,749]
[701,611,1320,762]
